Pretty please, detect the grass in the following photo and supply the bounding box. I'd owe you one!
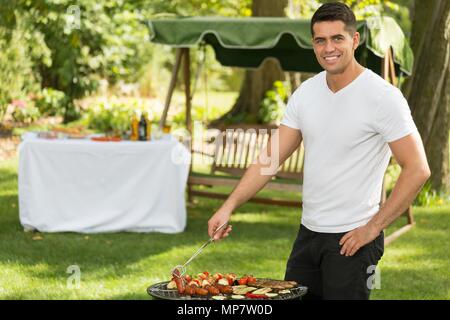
[0,156,449,300]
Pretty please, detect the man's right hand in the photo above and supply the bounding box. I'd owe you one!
[208,208,232,241]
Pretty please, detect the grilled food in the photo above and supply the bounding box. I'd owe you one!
[168,271,300,299]
[195,287,209,296]
[184,285,196,296]
[252,288,272,295]
[172,268,185,294]
[216,284,233,294]
[252,279,297,290]
[232,286,257,295]
[205,285,220,296]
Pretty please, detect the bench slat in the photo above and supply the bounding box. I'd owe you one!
[188,174,302,192]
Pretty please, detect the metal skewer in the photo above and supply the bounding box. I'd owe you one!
[172,221,228,277]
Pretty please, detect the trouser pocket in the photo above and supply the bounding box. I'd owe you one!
[372,231,384,262]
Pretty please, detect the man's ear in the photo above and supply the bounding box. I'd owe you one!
[352,31,360,50]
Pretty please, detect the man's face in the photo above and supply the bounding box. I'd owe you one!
[312,20,360,74]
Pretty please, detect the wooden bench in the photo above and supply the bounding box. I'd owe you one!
[186,123,412,246]
[187,124,304,207]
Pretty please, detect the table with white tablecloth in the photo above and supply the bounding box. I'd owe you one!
[18,137,191,233]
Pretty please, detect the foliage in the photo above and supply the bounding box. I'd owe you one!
[384,163,449,207]
[83,98,154,135]
[11,99,41,124]
[4,0,255,115]
[0,12,50,120]
[84,101,131,135]
[143,0,252,17]
[289,0,413,35]
[0,0,154,122]
[414,181,450,207]
[286,0,322,18]
[0,28,26,120]
[212,86,284,125]
[258,81,289,124]
[35,88,69,117]
[384,162,401,193]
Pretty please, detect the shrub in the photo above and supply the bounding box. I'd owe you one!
[258,81,289,124]
[11,99,41,124]
[414,182,450,207]
[83,99,153,136]
[0,16,45,121]
[35,88,69,116]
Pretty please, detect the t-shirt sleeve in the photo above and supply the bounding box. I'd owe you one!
[373,87,418,143]
[280,87,302,130]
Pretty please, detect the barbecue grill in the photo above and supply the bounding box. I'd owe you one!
[147,279,308,300]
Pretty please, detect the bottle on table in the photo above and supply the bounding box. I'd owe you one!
[138,113,147,141]
[144,111,152,141]
[130,113,139,141]
[163,123,172,134]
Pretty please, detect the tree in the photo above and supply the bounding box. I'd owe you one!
[403,0,449,193]
[0,0,154,123]
[211,0,288,126]
[31,0,152,122]
[0,6,51,121]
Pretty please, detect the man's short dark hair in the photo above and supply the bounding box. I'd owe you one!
[310,2,357,36]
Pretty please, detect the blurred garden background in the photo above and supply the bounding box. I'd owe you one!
[0,0,448,299]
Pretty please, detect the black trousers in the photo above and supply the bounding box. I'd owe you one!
[284,224,384,300]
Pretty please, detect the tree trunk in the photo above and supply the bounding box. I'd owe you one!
[426,75,449,193]
[405,0,449,193]
[211,0,288,127]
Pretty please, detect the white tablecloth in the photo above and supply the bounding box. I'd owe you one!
[18,137,191,233]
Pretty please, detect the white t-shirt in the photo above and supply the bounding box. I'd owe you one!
[280,68,418,233]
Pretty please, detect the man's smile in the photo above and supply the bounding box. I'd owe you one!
[323,54,342,63]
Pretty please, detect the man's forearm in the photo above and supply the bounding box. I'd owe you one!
[367,166,430,232]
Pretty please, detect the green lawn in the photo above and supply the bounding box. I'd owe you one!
[0,157,448,299]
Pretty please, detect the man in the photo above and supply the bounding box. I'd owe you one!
[207,2,430,300]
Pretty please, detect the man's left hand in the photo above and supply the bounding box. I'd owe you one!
[339,224,380,257]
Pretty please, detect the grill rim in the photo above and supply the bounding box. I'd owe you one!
[147,279,308,300]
